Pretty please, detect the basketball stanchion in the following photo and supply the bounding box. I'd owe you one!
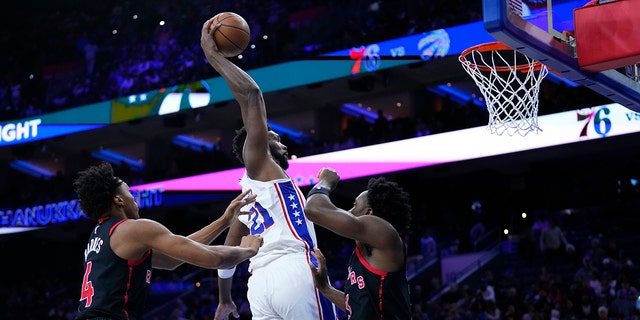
[459,41,549,136]
[627,64,640,83]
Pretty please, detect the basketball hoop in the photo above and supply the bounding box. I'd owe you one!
[459,42,549,136]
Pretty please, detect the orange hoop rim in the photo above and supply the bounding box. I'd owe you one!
[459,41,545,72]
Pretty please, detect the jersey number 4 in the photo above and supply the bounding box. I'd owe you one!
[249,202,275,235]
[80,261,95,307]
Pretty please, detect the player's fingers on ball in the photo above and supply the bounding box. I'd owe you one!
[207,19,218,33]
[211,22,222,33]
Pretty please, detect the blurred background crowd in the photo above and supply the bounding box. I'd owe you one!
[0,0,609,213]
[0,0,481,121]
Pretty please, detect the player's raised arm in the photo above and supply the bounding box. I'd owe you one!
[200,18,271,178]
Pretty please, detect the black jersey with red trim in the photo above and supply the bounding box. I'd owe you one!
[343,245,411,320]
[76,217,152,320]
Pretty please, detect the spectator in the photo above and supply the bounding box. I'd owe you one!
[83,40,99,75]
[575,256,599,283]
[597,305,608,320]
[484,300,500,320]
[480,278,496,303]
[612,276,639,317]
[372,109,390,143]
[420,229,438,259]
[469,218,486,251]
[539,216,572,267]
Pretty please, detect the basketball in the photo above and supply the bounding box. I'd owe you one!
[210,12,250,57]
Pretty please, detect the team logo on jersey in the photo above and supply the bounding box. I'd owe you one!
[348,266,365,289]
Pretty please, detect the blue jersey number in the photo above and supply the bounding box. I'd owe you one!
[249,202,275,235]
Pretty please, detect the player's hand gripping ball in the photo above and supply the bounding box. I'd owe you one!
[210,12,250,57]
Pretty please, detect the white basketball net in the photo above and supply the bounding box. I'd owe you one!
[460,43,549,136]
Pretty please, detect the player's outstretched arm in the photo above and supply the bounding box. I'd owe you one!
[152,190,256,269]
[308,247,346,311]
[305,168,398,250]
[117,219,261,270]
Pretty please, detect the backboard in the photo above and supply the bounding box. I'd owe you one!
[483,0,640,113]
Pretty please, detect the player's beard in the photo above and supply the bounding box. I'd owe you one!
[270,145,289,170]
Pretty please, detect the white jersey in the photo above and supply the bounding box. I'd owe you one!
[238,171,318,271]
[237,171,337,320]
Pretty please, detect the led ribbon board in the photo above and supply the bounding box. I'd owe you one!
[0,102,110,147]
[130,103,640,192]
[3,103,638,234]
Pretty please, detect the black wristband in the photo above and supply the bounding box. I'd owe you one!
[307,185,331,198]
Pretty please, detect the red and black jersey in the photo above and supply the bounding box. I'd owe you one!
[343,246,411,320]
[76,217,152,320]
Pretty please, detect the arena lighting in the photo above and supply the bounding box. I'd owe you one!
[340,103,378,123]
[172,134,215,152]
[0,227,43,235]
[427,72,578,107]
[9,160,56,179]
[427,85,485,107]
[546,72,579,88]
[91,150,144,172]
[267,121,308,144]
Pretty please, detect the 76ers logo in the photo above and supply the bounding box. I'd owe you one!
[577,107,611,138]
[349,44,380,75]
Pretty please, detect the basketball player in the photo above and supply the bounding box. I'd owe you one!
[73,161,263,320]
[306,168,412,320]
[200,18,337,320]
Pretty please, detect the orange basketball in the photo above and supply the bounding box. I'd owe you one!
[210,12,250,57]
